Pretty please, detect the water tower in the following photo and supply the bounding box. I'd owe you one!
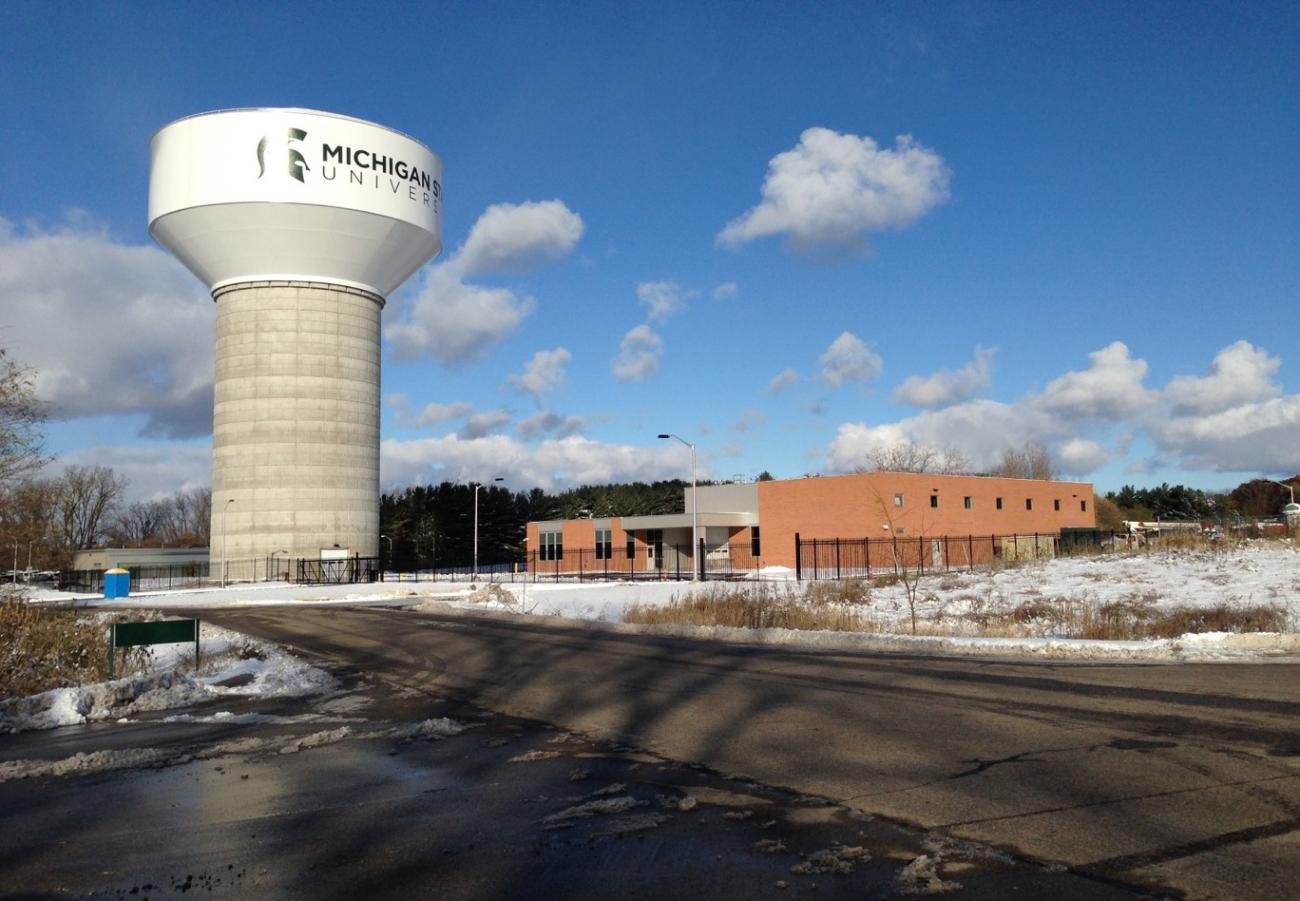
[148,109,442,571]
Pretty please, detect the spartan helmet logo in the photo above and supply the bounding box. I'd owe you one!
[256,128,310,183]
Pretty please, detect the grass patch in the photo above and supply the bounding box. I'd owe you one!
[952,594,1289,640]
[625,583,877,632]
[0,593,154,699]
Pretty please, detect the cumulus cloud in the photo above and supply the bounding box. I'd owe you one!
[712,281,739,301]
[1036,342,1155,419]
[0,218,215,438]
[611,325,663,382]
[769,367,800,394]
[824,339,1300,478]
[381,434,691,492]
[384,200,582,364]
[819,331,883,387]
[508,347,571,400]
[825,399,1063,473]
[1153,396,1300,474]
[1163,340,1281,416]
[717,127,950,260]
[636,281,693,323]
[458,409,512,440]
[454,200,584,278]
[516,410,585,440]
[387,394,473,428]
[1056,438,1109,476]
[893,346,995,409]
[386,267,535,365]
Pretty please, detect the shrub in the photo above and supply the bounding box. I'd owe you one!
[0,593,156,698]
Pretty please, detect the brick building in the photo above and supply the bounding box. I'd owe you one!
[526,471,1095,576]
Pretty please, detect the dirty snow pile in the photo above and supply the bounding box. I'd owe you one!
[0,623,335,734]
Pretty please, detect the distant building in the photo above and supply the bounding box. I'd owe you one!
[71,547,210,571]
[527,471,1095,574]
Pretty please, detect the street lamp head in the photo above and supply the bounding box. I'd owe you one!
[657,433,670,439]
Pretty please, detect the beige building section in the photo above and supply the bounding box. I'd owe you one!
[210,281,382,563]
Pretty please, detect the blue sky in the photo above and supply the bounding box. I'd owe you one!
[2,1,1297,501]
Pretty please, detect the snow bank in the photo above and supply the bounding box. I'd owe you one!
[0,624,336,733]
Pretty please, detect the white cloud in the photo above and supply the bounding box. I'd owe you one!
[50,444,211,505]
[1153,395,1300,474]
[386,395,474,428]
[712,281,739,301]
[893,346,995,409]
[636,281,693,322]
[819,331,883,387]
[717,127,950,260]
[825,399,1062,473]
[384,200,582,364]
[380,434,690,492]
[1163,340,1281,416]
[516,410,585,440]
[611,325,663,382]
[508,347,571,400]
[1036,342,1155,420]
[458,409,512,440]
[1056,438,1109,476]
[0,218,215,438]
[385,266,535,365]
[454,200,584,278]
[769,367,800,394]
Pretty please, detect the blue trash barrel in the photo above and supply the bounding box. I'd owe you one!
[104,568,131,599]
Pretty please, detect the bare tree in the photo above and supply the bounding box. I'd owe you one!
[0,350,46,489]
[993,441,1055,480]
[54,465,127,551]
[859,442,969,475]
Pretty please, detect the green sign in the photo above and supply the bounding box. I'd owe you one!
[109,619,200,678]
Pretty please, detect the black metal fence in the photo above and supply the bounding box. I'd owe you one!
[793,530,1124,581]
[58,562,212,593]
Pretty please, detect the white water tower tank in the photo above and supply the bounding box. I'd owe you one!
[149,108,442,571]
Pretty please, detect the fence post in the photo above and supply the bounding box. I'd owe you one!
[698,537,705,581]
[864,538,871,580]
[812,538,819,580]
[968,535,974,572]
[795,532,802,582]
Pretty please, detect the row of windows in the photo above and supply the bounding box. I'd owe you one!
[895,493,1088,513]
[541,527,762,558]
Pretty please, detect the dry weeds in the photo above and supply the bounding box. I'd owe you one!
[624,583,878,632]
[0,595,156,698]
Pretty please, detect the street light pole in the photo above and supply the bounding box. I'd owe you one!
[473,478,504,580]
[658,433,698,581]
[220,498,235,588]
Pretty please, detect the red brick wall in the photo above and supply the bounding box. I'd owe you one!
[757,472,1095,568]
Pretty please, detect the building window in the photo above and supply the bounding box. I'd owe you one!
[894,494,904,507]
[930,495,939,509]
[750,526,761,557]
[595,528,612,560]
[996,497,1003,510]
[964,496,972,510]
[626,533,636,559]
[1081,500,1088,512]
[539,531,563,561]
[1053,499,1061,512]
[1026,498,1033,511]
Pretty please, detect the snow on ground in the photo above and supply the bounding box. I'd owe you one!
[26,579,471,608]
[419,543,1300,661]
[0,622,337,733]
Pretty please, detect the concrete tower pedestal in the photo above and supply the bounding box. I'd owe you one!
[212,281,383,562]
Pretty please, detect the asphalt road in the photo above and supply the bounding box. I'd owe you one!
[199,604,1300,900]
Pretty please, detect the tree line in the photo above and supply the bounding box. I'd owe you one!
[378,480,689,570]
